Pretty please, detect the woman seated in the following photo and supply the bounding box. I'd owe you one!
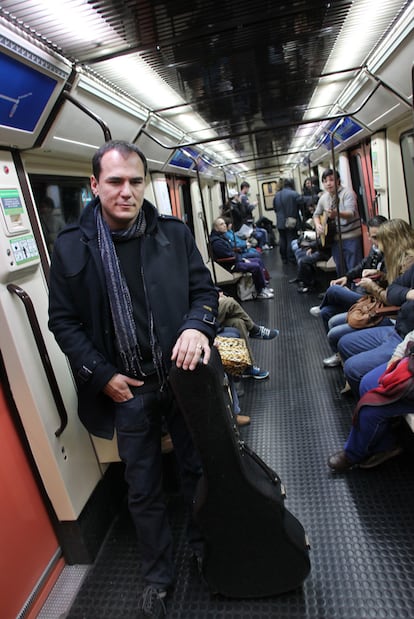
[327,329,414,471]
[317,219,414,368]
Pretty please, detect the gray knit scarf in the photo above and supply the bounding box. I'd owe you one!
[95,205,164,382]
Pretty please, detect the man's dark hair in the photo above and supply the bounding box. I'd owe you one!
[92,140,148,179]
[367,215,388,228]
[283,178,294,189]
[240,181,250,190]
[321,168,340,182]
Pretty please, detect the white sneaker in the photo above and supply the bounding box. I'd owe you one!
[265,287,274,293]
[257,289,274,299]
[323,353,341,367]
[309,306,321,317]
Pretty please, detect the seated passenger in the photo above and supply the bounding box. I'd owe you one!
[224,219,262,259]
[338,258,414,397]
[291,218,335,294]
[314,218,414,368]
[327,330,414,471]
[220,189,243,230]
[215,289,278,426]
[256,215,277,248]
[309,215,388,328]
[217,325,251,427]
[217,288,279,380]
[210,217,274,299]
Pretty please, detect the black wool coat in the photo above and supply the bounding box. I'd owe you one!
[48,197,218,438]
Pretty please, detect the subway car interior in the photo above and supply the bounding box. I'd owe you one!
[0,1,414,617]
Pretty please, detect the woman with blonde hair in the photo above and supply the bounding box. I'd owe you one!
[318,218,414,369]
[375,218,414,284]
[337,219,414,396]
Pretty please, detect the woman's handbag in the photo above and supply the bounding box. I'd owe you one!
[237,274,256,301]
[285,216,297,229]
[214,336,252,375]
[346,295,385,329]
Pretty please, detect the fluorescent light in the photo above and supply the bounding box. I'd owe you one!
[36,0,114,46]
[53,136,100,149]
[368,1,414,72]
[78,72,149,120]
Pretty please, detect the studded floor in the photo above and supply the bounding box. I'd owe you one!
[67,250,414,619]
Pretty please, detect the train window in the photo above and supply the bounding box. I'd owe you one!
[262,181,279,211]
[29,175,93,253]
[401,130,414,225]
[349,151,370,223]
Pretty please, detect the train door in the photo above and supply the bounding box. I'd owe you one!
[0,368,62,619]
[349,142,376,254]
[0,150,104,615]
[166,175,194,234]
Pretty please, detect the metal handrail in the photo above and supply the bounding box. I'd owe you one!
[7,283,68,437]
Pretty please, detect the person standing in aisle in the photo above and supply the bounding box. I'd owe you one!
[48,140,219,618]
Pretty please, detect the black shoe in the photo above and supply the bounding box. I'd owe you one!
[289,277,299,284]
[193,550,204,577]
[327,450,355,472]
[359,446,403,469]
[138,585,167,617]
[297,286,312,294]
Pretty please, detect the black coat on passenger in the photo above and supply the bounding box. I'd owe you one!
[273,186,303,230]
[387,263,414,338]
[48,197,218,439]
[345,246,385,288]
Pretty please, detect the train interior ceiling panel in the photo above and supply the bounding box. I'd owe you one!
[0,1,414,618]
[0,0,412,176]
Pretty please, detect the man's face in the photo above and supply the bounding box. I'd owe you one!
[368,226,379,248]
[215,219,228,233]
[90,149,146,230]
[322,174,339,195]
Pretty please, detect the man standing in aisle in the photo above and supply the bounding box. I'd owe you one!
[48,140,218,618]
[313,169,362,275]
[273,178,302,264]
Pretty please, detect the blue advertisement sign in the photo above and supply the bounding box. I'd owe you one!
[0,50,57,132]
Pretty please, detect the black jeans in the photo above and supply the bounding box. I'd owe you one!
[278,228,296,262]
[114,386,202,588]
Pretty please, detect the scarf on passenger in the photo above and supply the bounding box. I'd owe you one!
[95,205,164,382]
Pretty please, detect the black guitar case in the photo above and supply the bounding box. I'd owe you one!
[169,347,311,599]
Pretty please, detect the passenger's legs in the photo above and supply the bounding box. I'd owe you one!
[359,363,388,395]
[115,391,174,589]
[327,318,354,353]
[338,326,396,362]
[345,399,410,462]
[278,229,288,262]
[237,261,266,293]
[341,329,402,396]
[342,237,363,272]
[319,286,361,331]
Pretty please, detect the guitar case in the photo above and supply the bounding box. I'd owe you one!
[169,347,311,598]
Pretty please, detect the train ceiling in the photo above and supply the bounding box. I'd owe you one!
[0,0,412,178]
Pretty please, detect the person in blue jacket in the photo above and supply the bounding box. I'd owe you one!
[210,217,274,299]
[48,140,218,618]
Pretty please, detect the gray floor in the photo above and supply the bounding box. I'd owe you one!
[60,250,414,618]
